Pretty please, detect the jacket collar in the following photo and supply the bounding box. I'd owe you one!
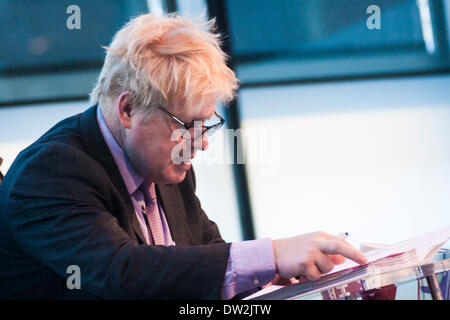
[156,183,193,245]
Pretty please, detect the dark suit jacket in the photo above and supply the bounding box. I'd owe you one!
[0,106,230,299]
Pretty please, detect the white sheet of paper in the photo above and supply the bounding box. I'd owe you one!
[330,225,450,274]
[243,285,285,300]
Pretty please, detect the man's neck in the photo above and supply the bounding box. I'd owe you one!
[99,102,126,150]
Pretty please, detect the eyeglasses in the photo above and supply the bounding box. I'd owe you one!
[157,106,225,141]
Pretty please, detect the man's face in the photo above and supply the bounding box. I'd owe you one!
[122,100,213,184]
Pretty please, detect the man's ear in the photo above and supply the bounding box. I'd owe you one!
[117,91,134,129]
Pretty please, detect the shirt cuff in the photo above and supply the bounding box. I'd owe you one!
[221,238,276,300]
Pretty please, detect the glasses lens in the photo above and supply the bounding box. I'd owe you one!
[182,114,224,141]
[204,117,217,127]
[206,123,222,137]
[185,126,204,141]
[183,124,222,142]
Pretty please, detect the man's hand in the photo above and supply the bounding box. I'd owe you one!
[272,231,367,281]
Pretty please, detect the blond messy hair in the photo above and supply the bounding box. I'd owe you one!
[89,13,238,114]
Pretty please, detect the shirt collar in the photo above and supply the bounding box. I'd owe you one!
[96,106,144,195]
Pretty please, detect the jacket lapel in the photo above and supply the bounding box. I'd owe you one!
[156,184,193,246]
[79,106,146,243]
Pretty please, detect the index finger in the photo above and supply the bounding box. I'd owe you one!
[319,240,367,265]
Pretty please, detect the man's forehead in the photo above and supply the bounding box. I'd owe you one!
[198,105,216,120]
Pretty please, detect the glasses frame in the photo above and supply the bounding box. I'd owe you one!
[156,106,225,140]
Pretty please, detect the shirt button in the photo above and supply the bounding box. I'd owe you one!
[253,279,260,286]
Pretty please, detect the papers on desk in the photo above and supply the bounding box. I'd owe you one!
[330,225,450,275]
[244,285,284,300]
[245,225,450,300]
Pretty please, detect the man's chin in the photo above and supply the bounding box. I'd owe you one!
[161,170,187,185]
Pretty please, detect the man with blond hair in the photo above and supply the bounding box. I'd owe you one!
[0,13,366,299]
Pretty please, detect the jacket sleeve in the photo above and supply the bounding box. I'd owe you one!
[6,143,230,299]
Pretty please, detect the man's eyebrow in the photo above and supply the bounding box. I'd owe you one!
[192,112,214,123]
[187,117,205,124]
